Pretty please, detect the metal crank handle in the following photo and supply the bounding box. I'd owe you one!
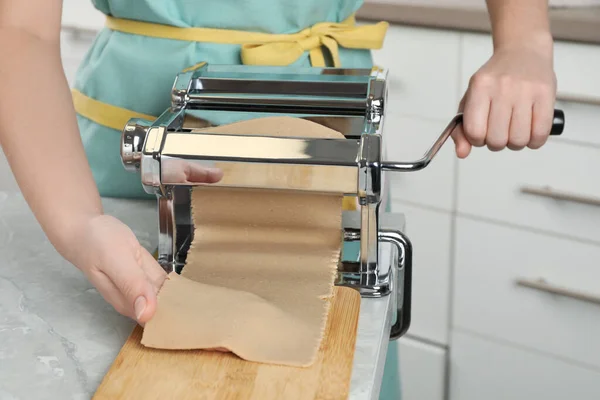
[382,109,565,172]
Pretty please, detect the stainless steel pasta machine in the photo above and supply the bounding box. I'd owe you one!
[119,62,564,340]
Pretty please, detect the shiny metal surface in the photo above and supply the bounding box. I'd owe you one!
[121,118,152,172]
[358,134,383,274]
[171,63,374,115]
[161,133,360,165]
[159,133,361,193]
[382,113,463,172]
[339,212,411,340]
[379,229,412,340]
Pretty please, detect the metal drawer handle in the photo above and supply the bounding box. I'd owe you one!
[515,278,600,306]
[520,185,600,207]
[556,92,600,107]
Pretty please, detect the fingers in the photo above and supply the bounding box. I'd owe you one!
[462,75,492,148]
[79,216,170,325]
[530,97,554,149]
[486,98,511,151]
[460,77,554,154]
[451,125,472,159]
[185,163,223,183]
[452,95,472,158]
[83,267,131,318]
[161,160,223,184]
[140,247,168,294]
[100,243,160,324]
[507,102,532,151]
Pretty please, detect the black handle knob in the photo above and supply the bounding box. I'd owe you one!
[551,109,565,136]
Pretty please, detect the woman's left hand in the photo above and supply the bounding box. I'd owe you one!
[452,41,557,158]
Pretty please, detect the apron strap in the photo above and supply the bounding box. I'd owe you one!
[105,15,388,67]
[71,89,155,131]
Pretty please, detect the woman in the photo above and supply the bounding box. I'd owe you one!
[0,0,557,398]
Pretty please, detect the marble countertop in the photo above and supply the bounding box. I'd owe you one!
[0,191,396,399]
[357,0,600,44]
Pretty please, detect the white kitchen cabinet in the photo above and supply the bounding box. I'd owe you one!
[61,0,105,31]
[398,336,446,400]
[372,25,461,121]
[391,203,452,345]
[454,216,600,369]
[456,138,600,243]
[449,331,600,400]
[554,39,600,101]
[60,28,98,86]
[385,115,457,211]
[553,97,600,147]
[60,28,98,62]
[451,28,600,400]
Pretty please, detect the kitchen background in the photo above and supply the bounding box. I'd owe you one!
[1,1,599,399]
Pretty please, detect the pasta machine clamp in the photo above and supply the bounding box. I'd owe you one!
[120,62,565,341]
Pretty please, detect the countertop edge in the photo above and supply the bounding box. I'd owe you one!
[357,2,600,45]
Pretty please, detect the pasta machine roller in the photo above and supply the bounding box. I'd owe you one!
[120,62,565,340]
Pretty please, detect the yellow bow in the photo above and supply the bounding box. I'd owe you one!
[105,15,388,68]
[241,18,389,67]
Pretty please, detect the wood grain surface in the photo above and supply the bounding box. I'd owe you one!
[93,286,361,400]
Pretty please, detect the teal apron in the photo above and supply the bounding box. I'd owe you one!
[75,1,401,397]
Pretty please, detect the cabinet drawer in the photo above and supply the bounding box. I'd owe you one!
[457,139,600,243]
[460,33,600,102]
[386,115,456,211]
[60,28,97,64]
[554,40,600,102]
[398,337,446,400]
[391,203,451,345]
[554,97,600,147]
[372,25,461,120]
[453,217,600,368]
[449,331,600,400]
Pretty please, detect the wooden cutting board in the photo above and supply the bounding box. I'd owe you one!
[93,286,361,400]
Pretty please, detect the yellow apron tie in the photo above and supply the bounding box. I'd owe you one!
[71,89,155,132]
[105,15,388,67]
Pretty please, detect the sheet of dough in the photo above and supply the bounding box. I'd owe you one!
[142,117,347,367]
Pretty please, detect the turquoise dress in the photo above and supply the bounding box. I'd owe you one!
[75,1,401,398]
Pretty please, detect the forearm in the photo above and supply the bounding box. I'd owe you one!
[486,0,553,53]
[0,29,103,261]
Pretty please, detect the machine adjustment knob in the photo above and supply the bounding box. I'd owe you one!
[121,118,152,172]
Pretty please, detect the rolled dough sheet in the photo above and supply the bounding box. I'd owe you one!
[141,117,346,367]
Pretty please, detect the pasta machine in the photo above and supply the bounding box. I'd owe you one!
[120,62,565,340]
